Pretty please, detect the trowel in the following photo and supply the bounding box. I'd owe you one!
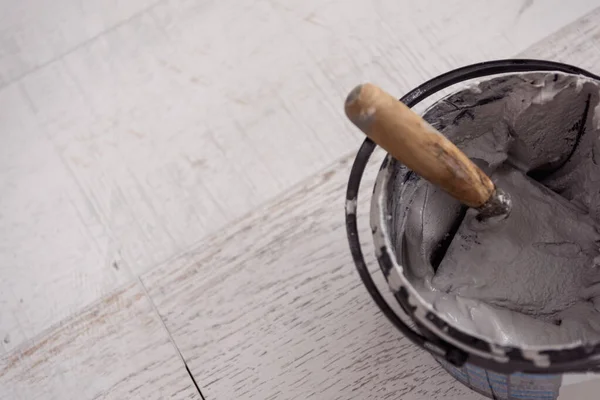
[344,83,600,319]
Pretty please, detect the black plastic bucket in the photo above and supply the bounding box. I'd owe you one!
[345,59,600,399]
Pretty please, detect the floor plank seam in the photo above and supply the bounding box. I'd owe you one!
[137,277,206,400]
[185,363,206,400]
[0,0,166,92]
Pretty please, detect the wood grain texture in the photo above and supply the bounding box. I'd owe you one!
[523,8,600,67]
[0,85,132,355]
[0,0,158,88]
[142,151,486,399]
[2,0,598,357]
[142,8,600,399]
[0,281,202,400]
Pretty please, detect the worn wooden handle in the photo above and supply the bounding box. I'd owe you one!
[345,83,495,208]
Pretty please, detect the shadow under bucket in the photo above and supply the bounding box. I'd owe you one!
[346,60,600,399]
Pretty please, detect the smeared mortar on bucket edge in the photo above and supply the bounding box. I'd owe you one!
[381,72,600,348]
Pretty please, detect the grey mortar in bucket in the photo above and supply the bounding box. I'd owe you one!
[366,69,600,399]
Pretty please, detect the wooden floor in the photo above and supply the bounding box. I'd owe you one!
[2,1,600,398]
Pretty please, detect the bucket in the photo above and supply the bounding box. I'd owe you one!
[346,60,600,399]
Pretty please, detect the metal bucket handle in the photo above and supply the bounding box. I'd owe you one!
[345,59,600,372]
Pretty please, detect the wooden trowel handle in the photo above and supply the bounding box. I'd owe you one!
[345,83,495,209]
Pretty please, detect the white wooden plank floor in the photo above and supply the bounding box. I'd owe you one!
[2,0,600,398]
[0,281,202,400]
[2,0,598,357]
[0,0,158,87]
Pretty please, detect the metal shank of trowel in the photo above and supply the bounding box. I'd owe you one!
[344,83,512,220]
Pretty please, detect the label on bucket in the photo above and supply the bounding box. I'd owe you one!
[437,359,562,399]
